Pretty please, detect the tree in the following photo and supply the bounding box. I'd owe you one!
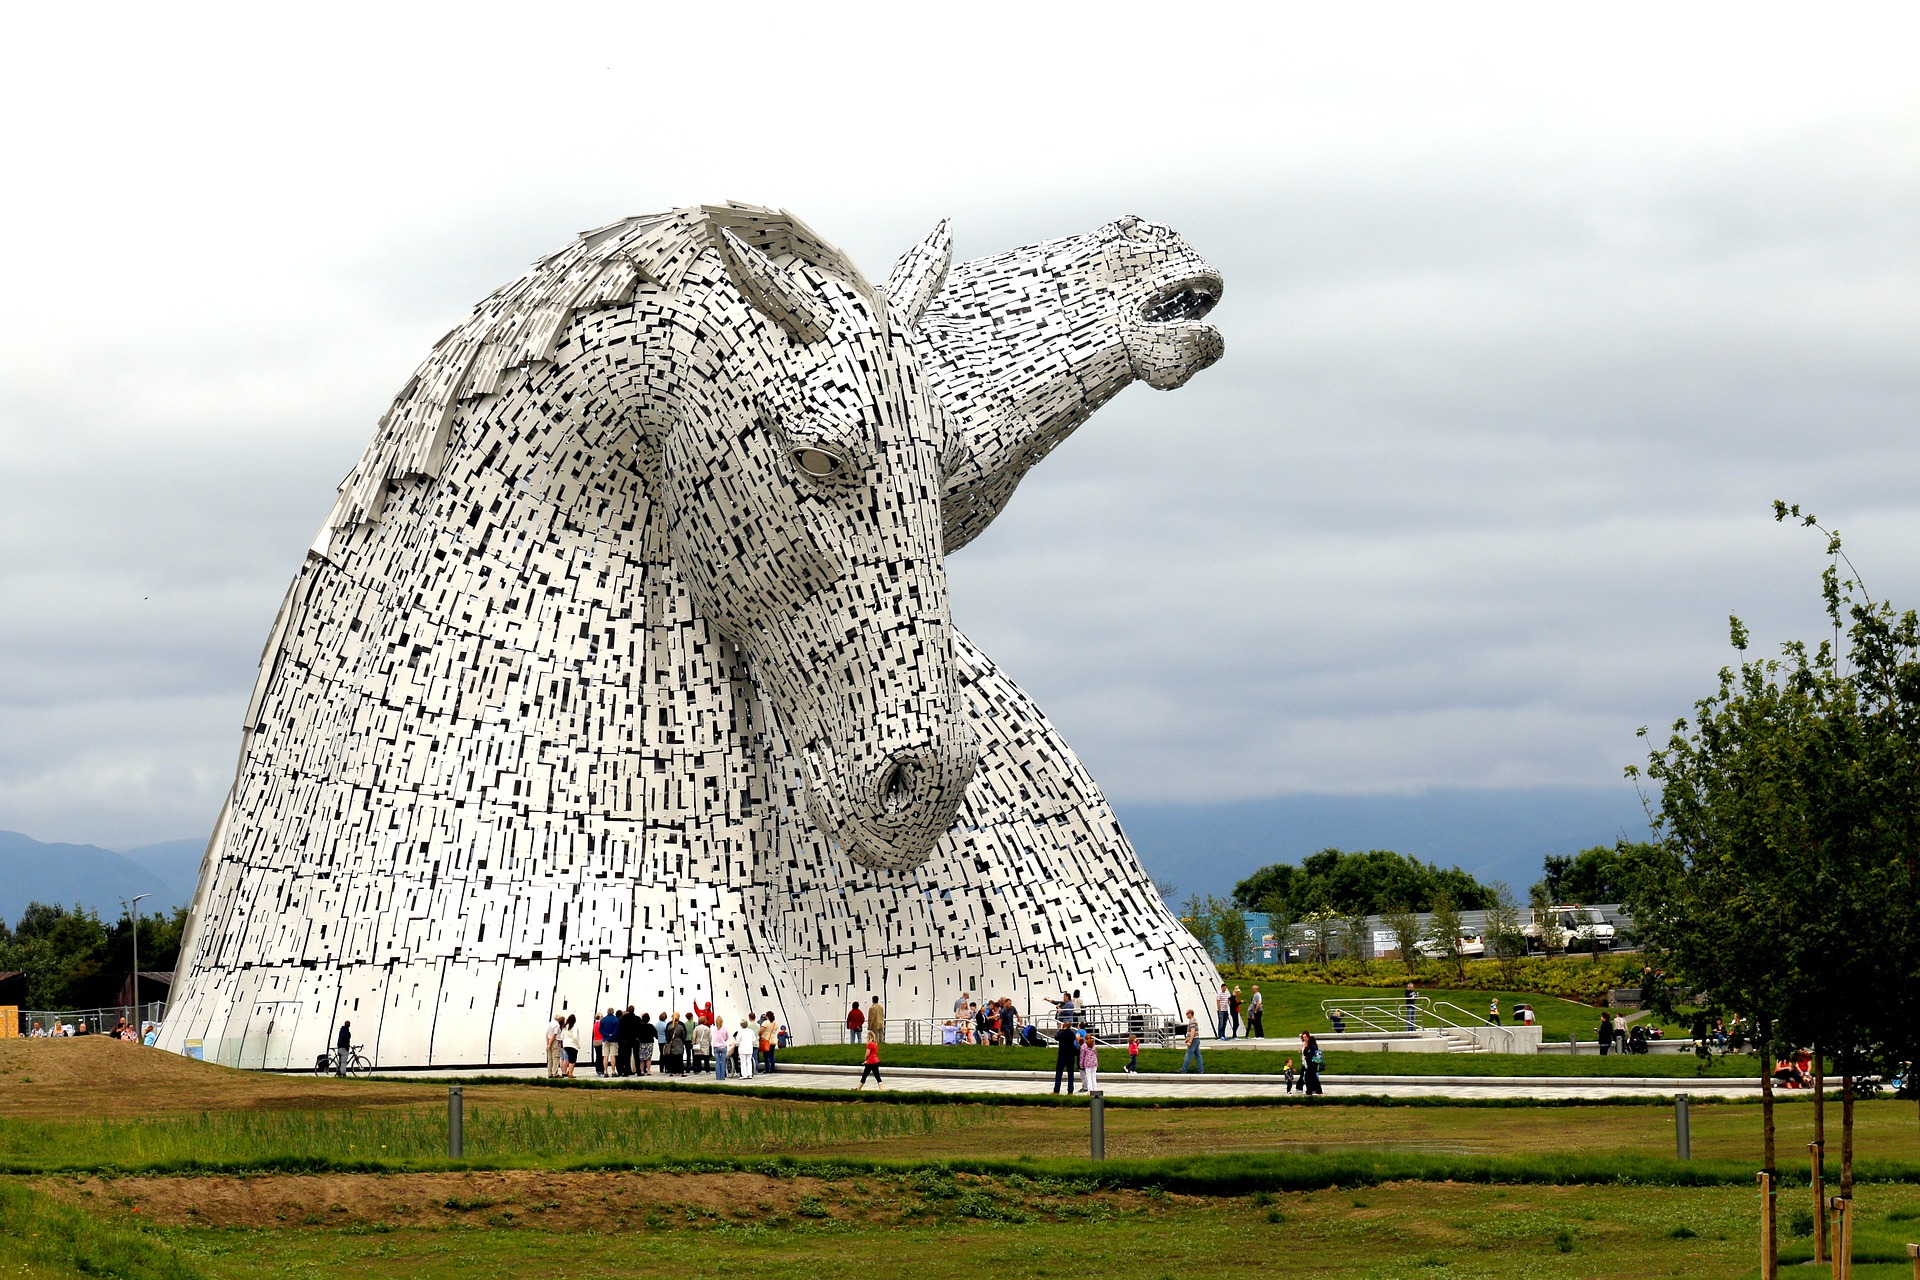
[1231,848,1495,915]
[1381,903,1422,975]
[1527,883,1567,956]
[1425,889,1467,978]
[1338,912,1372,964]
[1257,888,1297,965]
[0,901,191,1011]
[1535,844,1642,904]
[1179,893,1219,961]
[1210,896,1252,974]
[1483,883,1526,985]
[1625,506,1920,1279]
[1298,908,1340,966]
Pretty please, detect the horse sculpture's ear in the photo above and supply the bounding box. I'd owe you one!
[718,228,832,345]
[881,219,953,329]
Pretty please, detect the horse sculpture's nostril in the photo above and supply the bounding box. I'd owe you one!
[881,761,919,812]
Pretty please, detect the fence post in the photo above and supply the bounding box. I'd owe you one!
[1089,1090,1105,1160]
[1674,1093,1690,1159]
[448,1086,464,1159]
[1831,1196,1853,1280]
[1811,1141,1827,1263]
[1759,1171,1777,1280]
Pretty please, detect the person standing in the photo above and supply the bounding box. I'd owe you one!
[1053,1023,1079,1094]
[999,999,1017,1048]
[735,1019,756,1080]
[617,1006,640,1076]
[597,1008,619,1077]
[1180,1009,1204,1074]
[1078,1029,1100,1094]
[758,1012,778,1073]
[845,1001,865,1045]
[856,1032,883,1090]
[712,1017,730,1081]
[1126,1033,1140,1073]
[335,1019,352,1076]
[1597,1013,1615,1055]
[1404,982,1418,1031]
[545,1012,563,1078]
[692,1016,713,1074]
[1247,987,1265,1039]
[1301,1032,1324,1096]
[1283,1056,1297,1094]
[1215,985,1231,1040]
[635,1012,657,1076]
[1229,987,1243,1039]
[867,996,886,1044]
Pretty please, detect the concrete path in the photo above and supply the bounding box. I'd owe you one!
[374,1062,1807,1102]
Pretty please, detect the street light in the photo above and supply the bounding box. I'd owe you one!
[122,894,152,1026]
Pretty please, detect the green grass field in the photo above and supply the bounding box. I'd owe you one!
[18,1175,1920,1280]
[1203,979,1684,1042]
[776,1042,1755,1077]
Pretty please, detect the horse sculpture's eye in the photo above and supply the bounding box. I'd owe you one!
[793,447,846,480]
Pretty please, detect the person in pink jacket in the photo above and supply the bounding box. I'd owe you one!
[1078,1029,1100,1094]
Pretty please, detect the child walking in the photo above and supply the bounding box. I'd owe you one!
[856,1031,883,1090]
[1283,1056,1296,1094]
[1126,1034,1140,1073]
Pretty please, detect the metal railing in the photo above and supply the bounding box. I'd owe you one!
[1317,996,1534,1052]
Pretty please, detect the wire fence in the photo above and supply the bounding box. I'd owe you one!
[15,1003,167,1037]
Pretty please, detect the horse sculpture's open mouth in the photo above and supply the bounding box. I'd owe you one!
[1141,274,1222,325]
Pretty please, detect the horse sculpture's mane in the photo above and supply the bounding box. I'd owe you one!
[322,202,869,545]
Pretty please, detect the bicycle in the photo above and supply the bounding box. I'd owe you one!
[314,1045,373,1076]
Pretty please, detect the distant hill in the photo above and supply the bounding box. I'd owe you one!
[0,831,187,926]
[120,837,209,906]
[1113,785,1654,904]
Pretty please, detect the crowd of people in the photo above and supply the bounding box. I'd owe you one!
[26,1017,157,1044]
[547,1007,787,1081]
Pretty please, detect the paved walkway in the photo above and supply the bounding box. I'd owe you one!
[373,1062,1805,1103]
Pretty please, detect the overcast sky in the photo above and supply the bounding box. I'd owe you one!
[2,3,1915,851]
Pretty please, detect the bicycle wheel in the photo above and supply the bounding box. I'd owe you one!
[346,1052,373,1077]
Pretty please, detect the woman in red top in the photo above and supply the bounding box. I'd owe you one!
[855,1032,883,1091]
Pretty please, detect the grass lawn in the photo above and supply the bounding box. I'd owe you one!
[777,1042,1756,1077]
[20,1177,1920,1279]
[1211,979,1684,1043]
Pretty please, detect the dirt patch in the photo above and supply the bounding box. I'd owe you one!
[37,1169,1165,1232]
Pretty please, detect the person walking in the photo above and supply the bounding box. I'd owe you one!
[1488,997,1501,1026]
[1126,1033,1141,1073]
[1283,1056,1297,1094]
[999,999,1017,1048]
[1598,1013,1615,1056]
[334,1019,352,1076]
[1078,1029,1100,1094]
[845,1001,865,1045]
[712,1017,731,1081]
[1216,985,1231,1040]
[867,996,886,1043]
[1180,1009,1204,1074]
[1247,986,1265,1039]
[855,1032,883,1090]
[1301,1033,1325,1096]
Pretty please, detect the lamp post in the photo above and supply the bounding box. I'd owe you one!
[122,894,152,1023]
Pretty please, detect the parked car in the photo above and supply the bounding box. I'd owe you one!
[1526,906,1615,952]
[1415,933,1486,959]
